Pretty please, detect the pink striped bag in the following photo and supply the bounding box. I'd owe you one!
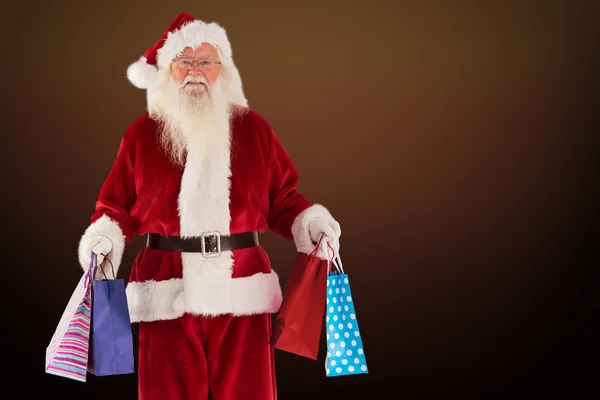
[45,266,93,382]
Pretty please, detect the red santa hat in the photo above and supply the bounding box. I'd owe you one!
[126,12,248,106]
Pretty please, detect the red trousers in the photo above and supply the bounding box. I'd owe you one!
[138,312,277,400]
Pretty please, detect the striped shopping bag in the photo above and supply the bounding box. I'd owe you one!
[45,267,93,382]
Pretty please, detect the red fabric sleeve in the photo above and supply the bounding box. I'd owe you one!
[90,135,137,242]
[264,125,312,240]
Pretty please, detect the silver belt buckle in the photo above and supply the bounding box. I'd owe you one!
[201,232,221,258]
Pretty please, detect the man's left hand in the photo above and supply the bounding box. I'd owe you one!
[309,218,341,253]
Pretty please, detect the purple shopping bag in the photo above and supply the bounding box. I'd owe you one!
[87,253,135,377]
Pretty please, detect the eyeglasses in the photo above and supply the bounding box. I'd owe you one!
[173,57,222,71]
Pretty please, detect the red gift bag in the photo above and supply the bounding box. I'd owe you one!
[271,236,330,359]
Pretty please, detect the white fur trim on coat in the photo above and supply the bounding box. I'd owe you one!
[125,272,283,323]
[176,113,236,315]
[77,214,126,277]
[126,278,185,322]
[291,204,337,258]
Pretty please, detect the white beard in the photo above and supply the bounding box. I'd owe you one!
[150,74,232,167]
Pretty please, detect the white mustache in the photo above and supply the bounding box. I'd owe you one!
[181,76,208,87]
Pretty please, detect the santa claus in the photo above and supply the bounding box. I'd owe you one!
[76,11,341,400]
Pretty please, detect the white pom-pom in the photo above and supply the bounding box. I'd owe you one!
[126,56,158,89]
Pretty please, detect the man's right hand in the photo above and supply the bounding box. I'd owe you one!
[85,235,113,266]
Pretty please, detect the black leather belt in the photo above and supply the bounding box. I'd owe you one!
[146,231,259,257]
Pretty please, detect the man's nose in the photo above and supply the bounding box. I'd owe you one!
[188,63,203,74]
[188,67,204,76]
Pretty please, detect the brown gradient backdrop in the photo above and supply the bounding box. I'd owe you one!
[1,0,598,398]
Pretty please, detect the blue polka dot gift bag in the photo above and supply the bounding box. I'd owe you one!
[321,242,369,377]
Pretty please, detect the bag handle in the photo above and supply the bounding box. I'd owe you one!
[84,254,95,287]
[88,251,116,281]
[320,238,344,275]
[98,253,116,280]
[310,234,326,258]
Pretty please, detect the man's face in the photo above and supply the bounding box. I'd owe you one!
[169,44,222,96]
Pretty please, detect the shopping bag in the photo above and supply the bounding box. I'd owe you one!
[271,235,330,360]
[87,254,135,376]
[45,262,94,382]
[323,243,369,377]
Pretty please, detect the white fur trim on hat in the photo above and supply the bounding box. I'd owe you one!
[126,56,159,89]
[156,20,233,70]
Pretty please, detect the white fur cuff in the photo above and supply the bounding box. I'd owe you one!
[291,204,337,258]
[77,215,126,277]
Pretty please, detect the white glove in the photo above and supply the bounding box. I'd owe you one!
[83,235,113,267]
[309,218,341,253]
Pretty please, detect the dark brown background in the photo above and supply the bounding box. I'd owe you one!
[1,0,598,398]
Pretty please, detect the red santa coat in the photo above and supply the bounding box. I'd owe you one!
[78,107,334,323]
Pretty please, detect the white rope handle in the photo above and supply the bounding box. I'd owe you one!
[320,237,344,275]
